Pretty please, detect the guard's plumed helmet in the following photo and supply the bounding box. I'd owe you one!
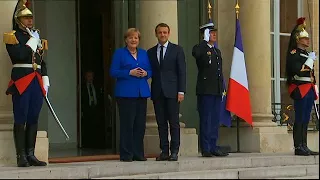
[295,17,309,40]
[287,17,310,53]
[12,0,33,30]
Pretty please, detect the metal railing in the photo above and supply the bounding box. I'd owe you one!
[271,103,319,131]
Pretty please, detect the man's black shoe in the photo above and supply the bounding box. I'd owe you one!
[156,153,169,161]
[168,153,178,161]
[211,149,229,157]
[295,145,310,156]
[303,146,319,156]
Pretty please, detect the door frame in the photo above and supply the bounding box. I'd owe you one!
[75,0,117,152]
[75,0,82,148]
[75,0,141,153]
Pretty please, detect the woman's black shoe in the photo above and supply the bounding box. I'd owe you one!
[120,158,133,162]
[202,152,213,157]
[133,157,147,161]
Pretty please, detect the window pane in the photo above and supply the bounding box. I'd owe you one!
[280,0,298,33]
[280,35,290,78]
[270,0,274,32]
[271,34,274,78]
[271,80,275,104]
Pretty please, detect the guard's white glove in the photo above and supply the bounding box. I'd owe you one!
[308,52,317,60]
[203,28,210,42]
[304,51,317,69]
[44,85,49,96]
[42,76,50,96]
[32,30,43,49]
[26,37,40,52]
[26,28,42,51]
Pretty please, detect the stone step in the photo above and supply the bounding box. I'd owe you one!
[274,176,319,179]
[94,164,319,179]
[0,153,318,179]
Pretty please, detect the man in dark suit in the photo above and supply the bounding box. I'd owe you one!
[147,23,186,161]
[81,70,105,148]
[192,22,228,157]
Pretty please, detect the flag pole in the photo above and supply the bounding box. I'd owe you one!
[208,0,212,21]
[235,0,241,153]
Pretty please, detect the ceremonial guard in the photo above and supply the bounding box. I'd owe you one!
[192,5,228,157]
[3,0,49,167]
[285,17,319,156]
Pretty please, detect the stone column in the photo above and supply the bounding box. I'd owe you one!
[218,0,295,153]
[139,0,198,156]
[0,1,17,165]
[0,1,49,165]
[239,0,275,127]
[302,0,319,151]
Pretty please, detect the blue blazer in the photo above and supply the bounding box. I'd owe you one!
[110,47,152,98]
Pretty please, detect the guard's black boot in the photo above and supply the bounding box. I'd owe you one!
[293,123,310,156]
[25,124,47,166]
[302,123,319,155]
[13,124,30,167]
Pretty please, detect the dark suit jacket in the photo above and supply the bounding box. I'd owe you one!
[192,40,224,95]
[81,82,103,113]
[147,42,186,100]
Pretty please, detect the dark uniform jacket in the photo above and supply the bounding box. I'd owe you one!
[287,48,317,100]
[4,27,48,95]
[192,40,224,96]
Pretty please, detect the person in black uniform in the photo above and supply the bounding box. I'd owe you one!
[81,70,105,148]
[285,17,318,156]
[192,21,228,157]
[3,0,49,167]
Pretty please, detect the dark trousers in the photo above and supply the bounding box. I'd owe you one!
[293,88,315,148]
[81,106,103,148]
[197,95,221,153]
[294,88,315,125]
[117,97,147,160]
[153,92,180,155]
[12,78,43,125]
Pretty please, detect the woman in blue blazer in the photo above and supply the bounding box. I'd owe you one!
[110,28,152,162]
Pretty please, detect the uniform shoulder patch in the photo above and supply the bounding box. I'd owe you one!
[3,31,19,45]
[290,49,296,54]
[41,39,48,50]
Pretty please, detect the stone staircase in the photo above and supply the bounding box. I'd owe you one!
[0,153,318,179]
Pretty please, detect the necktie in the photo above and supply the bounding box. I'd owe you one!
[88,84,94,106]
[160,45,164,64]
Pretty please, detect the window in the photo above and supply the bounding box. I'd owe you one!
[271,0,303,103]
[271,0,303,122]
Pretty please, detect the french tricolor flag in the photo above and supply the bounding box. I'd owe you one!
[226,18,253,126]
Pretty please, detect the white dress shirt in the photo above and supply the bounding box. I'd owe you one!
[87,83,97,106]
[157,41,169,63]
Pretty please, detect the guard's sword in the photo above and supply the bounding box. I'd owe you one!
[314,101,319,121]
[45,96,70,140]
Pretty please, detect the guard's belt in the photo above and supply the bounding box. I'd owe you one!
[12,64,41,69]
[300,53,308,58]
[294,75,311,82]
